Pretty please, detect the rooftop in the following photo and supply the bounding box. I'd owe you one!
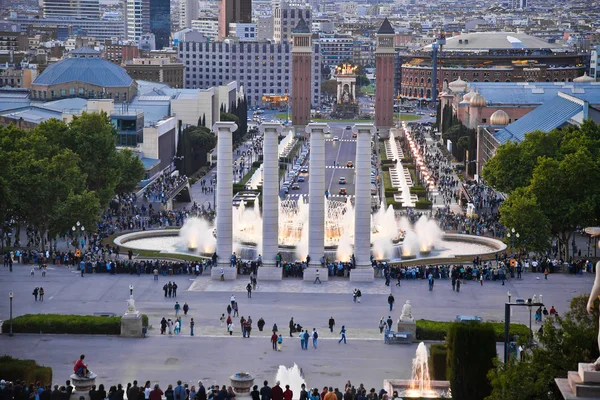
[377,18,395,35]
[423,32,556,51]
[33,57,134,88]
[467,82,600,106]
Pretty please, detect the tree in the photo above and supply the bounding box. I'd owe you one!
[201,113,206,127]
[178,125,217,175]
[486,295,599,399]
[447,322,497,400]
[498,188,551,252]
[321,80,337,102]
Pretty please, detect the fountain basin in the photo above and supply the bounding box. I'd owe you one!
[383,379,451,399]
[230,373,254,394]
[113,230,506,264]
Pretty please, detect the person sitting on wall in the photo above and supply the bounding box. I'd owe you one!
[74,355,90,377]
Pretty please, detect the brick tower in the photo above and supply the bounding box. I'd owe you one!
[375,18,395,132]
[291,16,312,129]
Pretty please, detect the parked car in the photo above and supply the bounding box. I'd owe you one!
[339,177,347,184]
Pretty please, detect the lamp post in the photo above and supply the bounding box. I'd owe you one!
[9,291,13,337]
[507,291,512,316]
[72,221,84,249]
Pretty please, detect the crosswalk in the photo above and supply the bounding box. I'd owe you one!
[325,139,356,142]
[325,165,354,169]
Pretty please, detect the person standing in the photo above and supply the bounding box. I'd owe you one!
[174,302,181,316]
[353,289,357,303]
[338,326,347,344]
[271,331,278,350]
[228,321,234,335]
[33,287,39,301]
[328,316,335,332]
[39,287,45,301]
[153,269,159,281]
[220,267,225,281]
[174,381,185,400]
[163,284,168,297]
[168,282,173,298]
[314,269,321,284]
[283,386,293,400]
[299,330,305,350]
[289,318,294,337]
[387,294,395,311]
[311,329,318,349]
[128,382,139,400]
[356,289,361,303]
[544,267,549,280]
[160,317,167,334]
[271,382,283,400]
[428,273,434,291]
[246,283,252,298]
[479,273,483,286]
[149,385,163,400]
[233,302,239,317]
[299,385,308,400]
[183,302,189,315]
[81,263,85,277]
[260,382,272,400]
[277,334,283,351]
[251,386,260,400]
[172,282,178,297]
[227,304,232,316]
[190,318,195,336]
[386,316,393,330]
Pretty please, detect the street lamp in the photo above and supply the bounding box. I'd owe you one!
[9,291,13,337]
[507,291,512,316]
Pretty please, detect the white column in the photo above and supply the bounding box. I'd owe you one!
[258,123,283,280]
[212,121,237,280]
[351,123,376,282]
[304,123,329,282]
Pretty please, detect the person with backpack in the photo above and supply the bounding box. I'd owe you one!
[311,329,318,349]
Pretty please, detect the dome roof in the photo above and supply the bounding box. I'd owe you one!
[463,88,477,102]
[490,110,509,125]
[33,57,134,88]
[573,73,595,83]
[448,77,467,93]
[470,92,486,107]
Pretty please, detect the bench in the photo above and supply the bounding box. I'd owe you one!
[386,331,413,344]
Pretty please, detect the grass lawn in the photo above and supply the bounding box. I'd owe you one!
[396,114,421,121]
[274,113,289,120]
[382,171,392,190]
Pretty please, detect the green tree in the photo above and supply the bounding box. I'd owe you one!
[498,188,551,252]
[321,80,337,102]
[487,295,599,399]
[447,322,497,400]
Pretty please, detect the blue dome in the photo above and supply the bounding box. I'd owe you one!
[33,58,134,88]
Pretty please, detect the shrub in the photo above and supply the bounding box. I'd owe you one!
[381,165,391,171]
[447,322,496,400]
[429,344,447,381]
[252,161,261,168]
[0,356,52,385]
[1,314,150,334]
[384,188,398,196]
[415,320,530,342]
[402,157,413,164]
[415,199,432,209]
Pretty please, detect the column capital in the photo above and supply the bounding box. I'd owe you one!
[212,121,238,133]
[352,123,377,135]
[260,122,283,135]
[305,122,330,135]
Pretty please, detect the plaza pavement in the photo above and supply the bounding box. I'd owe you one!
[0,263,593,389]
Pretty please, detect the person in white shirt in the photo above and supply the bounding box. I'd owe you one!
[311,328,318,349]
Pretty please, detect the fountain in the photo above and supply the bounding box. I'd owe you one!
[114,202,506,263]
[275,364,306,400]
[383,343,451,399]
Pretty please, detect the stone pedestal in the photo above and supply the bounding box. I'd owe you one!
[230,373,254,395]
[350,123,376,282]
[210,267,238,280]
[260,123,282,279]
[304,123,329,281]
[556,363,600,399]
[213,122,237,280]
[120,312,143,337]
[70,374,97,392]
[257,267,283,280]
[396,320,417,338]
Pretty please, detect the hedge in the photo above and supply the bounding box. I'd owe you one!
[415,320,530,342]
[415,199,432,209]
[0,356,52,385]
[381,165,391,172]
[429,344,447,381]
[252,161,261,168]
[447,322,496,400]
[1,314,149,335]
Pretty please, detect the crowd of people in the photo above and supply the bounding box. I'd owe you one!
[0,378,404,400]
[142,173,188,205]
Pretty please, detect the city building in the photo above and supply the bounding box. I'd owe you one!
[179,0,199,29]
[191,18,219,40]
[149,0,171,49]
[43,0,100,20]
[9,16,125,40]
[177,30,321,106]
[256,15,273,41]
[125,57,184,88]
[319,33,354,69]
[0,31,28,52]
[126,0,150,43]
[508,0,527,10]
[218,0,252,40]
[273,0,311,44]
[400,32,588,102]
[0,66,38,88]
[228,23,257,42]
[590,45,599,81]
[104,40,140,64]
[30,47,137,102]
[138,34,156,51]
